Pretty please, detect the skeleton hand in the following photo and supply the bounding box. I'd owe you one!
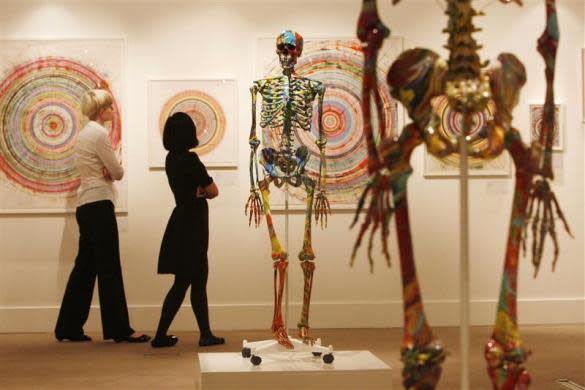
[523,176,572,277]
[245,189,263,228]
[314,190,331,229]
[351,172,393,271]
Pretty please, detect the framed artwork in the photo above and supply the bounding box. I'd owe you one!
[255,36,404,210]
[148,78,238,168]
[529,103,563,151]
[423,96,510,177]
[0,39,126,213]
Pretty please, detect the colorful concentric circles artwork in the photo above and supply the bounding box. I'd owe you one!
[159,90,226,156]
[0,57,121,196]
[529,103,561,150]
[263,39,400,205]
[429,95,498,169]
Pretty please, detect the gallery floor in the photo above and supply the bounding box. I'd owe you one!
[0,325,582,389]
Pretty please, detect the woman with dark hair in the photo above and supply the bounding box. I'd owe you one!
[151,112,224,348]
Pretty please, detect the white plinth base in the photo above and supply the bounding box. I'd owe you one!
[242,336,333,363]
[199,350,392,390]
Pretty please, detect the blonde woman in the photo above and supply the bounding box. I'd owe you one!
[55,89,150,343]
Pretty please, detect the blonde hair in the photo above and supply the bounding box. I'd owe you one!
[81,89,113,120]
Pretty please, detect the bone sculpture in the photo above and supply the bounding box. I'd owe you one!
[352,0,571,388]
[245,30,331,348]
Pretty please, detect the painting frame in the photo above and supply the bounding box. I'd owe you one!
[0,37,127,214]
[148,77,238,169]
[529,103,564,152]
[423,149,511,178]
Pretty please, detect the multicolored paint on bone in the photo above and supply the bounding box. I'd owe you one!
[352,1,571,389]
[245,31,331,348]
[262,38,400,205]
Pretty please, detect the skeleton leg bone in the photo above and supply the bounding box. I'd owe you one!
[393,171,446,390]
[485,131,533,390]
[353,126,446,388]
[272,259,292,349]
[298,178,317,345]
[298,261,316,345]
[259,177,293,349]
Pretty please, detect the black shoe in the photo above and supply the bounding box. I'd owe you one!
[113,333,151,343]
[151,334,178,348]
[56,334,92,342]
[198,335,225,347]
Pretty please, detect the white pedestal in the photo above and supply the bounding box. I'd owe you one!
[199,350,393,390]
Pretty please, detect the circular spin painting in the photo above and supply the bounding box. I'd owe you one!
[529,104,560,149]
[263,39,398,204]
[0,57,121,195]
[159,90,226,156]
[430,95,497,168]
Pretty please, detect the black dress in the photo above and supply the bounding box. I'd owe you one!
[158,151,213,276]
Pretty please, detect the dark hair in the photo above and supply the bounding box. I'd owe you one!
[162,112,199,151]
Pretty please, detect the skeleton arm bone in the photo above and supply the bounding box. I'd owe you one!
[536,0,559,179]
[314,82,331,228]
[245,83,263,227]
[358,0,389,174]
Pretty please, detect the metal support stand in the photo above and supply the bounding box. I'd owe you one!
[285,184,289,331]
[459,115,471,390]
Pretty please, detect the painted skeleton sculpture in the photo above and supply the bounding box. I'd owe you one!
[352,0,571,389]
[245,31,331,348]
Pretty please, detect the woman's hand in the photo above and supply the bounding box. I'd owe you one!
[195,182,218,199]
[196,187,206,198]
[102,167,113,181]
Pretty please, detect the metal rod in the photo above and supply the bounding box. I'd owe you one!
[460,114,471,390]
[284,182,289,332]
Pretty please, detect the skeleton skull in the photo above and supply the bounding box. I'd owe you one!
[276,30,304,74]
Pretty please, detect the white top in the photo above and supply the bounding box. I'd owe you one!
[75,121,124,207]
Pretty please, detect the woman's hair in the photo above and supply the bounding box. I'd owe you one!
[162,112,199,151]
[81,89,113,120]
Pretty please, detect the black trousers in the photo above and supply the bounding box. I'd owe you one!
[55,200,134,340]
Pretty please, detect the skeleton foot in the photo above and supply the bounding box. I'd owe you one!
[271,324,293,349]
[485,338,531,390]
[298,326,317,346]
[401,340,446,390]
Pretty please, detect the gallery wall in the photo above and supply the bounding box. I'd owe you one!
[0,0,583,333]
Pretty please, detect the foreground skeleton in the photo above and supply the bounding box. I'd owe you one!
[352,0,571,388]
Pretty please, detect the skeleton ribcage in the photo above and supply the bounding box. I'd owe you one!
[258,76,319,133]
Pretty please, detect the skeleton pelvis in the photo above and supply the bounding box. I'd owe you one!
[388,48,524,164]
[260,146,310,187]
[423,94,506,163]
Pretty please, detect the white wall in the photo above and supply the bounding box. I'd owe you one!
[0,0,583,333]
